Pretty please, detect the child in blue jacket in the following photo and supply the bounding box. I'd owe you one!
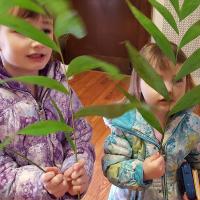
[102,42,200,200]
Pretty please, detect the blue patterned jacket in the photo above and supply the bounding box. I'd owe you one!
[102,109,200,200]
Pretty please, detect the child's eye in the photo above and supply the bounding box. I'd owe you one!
[42,28,52,34]
[176,78,184,83]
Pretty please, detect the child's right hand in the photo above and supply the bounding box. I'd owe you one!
[143,152,165,181]
[41,167,69,198]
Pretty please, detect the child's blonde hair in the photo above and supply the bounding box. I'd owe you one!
[128,42,194,101]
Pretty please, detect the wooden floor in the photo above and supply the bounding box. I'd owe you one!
[69,71,130,200]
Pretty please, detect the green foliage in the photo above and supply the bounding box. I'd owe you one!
[179,20,200,49]
[117,85,163,133]
[179,0,200,21]
[55,10,86,38]
[0,14,60,52]
[74,103,139,119]
[18,120,73,136]
[67,55,123,80]
[169,0,179,17]
[0,0,45,14]
[149,0,179,34]
[126,0,176,64]
[125,41,170,100]
[170,85,200,115]
[1,0,200,169]
[175,48,200,81]
[0,76,69,94]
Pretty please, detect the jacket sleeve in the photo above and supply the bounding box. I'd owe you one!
[186,110,200,176]
[102,124,151,189]
[60,87,95,185]
[0,109,54,200]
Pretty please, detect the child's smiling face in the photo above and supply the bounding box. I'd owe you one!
[140,62,186,114]
[0,15,53,76]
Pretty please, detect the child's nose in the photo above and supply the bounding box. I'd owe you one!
[165,81,173,93]
[31,39,45,49]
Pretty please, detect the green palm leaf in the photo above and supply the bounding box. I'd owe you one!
[55,10,86,38]
[179,0,200,21]
[18,120,73,136]
[169,85,200,115]
[11,0,45,14]
[179,20,200,49]
[74,103,139,119]
[0,0,45,14]
[0,15,60,53]
[117,85,163,133]
[169,0,179,18]
[67,55,123,80]
[175,48,200,81]
[149,0,179,34]
[0,76,68,94]
[126,0,176,63]
[125,41,170,100]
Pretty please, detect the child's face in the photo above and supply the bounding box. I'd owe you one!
[140,63,186,113]
[0,15,53,76]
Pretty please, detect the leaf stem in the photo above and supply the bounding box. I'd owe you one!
[6,148,45,172]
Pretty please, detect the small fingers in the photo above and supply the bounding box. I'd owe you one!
[64,166,74,181]
[72,176,87,186]
[45,167,60,174]
[74,159,85,170]
[41,171,55,183]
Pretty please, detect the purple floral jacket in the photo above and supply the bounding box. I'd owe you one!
[0,60,95,200]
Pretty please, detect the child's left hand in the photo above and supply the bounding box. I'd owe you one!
[64,159,89,196]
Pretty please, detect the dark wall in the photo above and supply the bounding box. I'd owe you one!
[61,0,152,74]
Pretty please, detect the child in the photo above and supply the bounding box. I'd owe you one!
[102,42,200,200]
[0,7,95,200]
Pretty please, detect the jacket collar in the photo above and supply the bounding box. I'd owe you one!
[109,109,187,145]
[0,59,62,93]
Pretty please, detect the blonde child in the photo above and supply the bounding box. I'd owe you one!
[0,8,95,200]
[102,42,200,200]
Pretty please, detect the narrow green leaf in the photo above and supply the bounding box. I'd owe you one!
[64,132,76,152]
[126,0,176,63]
[149,0,179,34]
[0,76,68,94]
[125,41,170,100]
[74,103,139,119]
[55,10,86,38]
[0,15,60,53]
[0,137,12,150]
[0,1,13,13]
[169,0,180,18]
[175,48,200,81]
[11,0,45,14]
[179,21,200,49]
[179,0,200,21]
[67,56,123,80]
[169,85,200,115]
[117,85,163,133]
[18,120,73,136]
[50,98,65,122]
[39,0,70,17]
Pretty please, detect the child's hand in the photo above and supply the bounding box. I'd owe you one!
[143,152,165,181]
[41,167,69,198]
[182,193,189,200]
[64,159,89,196]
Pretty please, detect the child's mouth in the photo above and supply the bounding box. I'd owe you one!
[27,54,45,58]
